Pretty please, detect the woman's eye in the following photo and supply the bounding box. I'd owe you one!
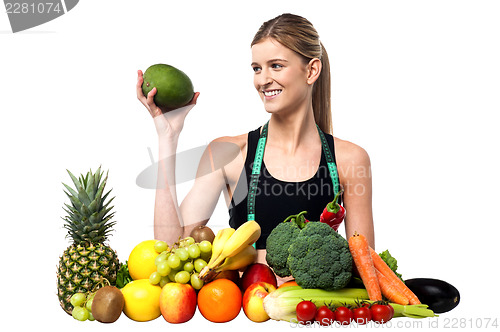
[271,63,283,69]
[252,66,261,73]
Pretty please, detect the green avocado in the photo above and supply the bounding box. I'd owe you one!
[142,64,194,109]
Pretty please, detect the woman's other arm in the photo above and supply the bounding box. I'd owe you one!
[335,139,375,249]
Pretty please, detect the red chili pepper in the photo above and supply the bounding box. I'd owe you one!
[320,188,345,231]
[283,211,309,228]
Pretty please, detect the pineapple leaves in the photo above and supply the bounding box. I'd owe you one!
[95,167,104,189]
[67,169,92,207]
[81,204,91,218]
[63,188,82,211]
[88,172,108,212]
[67,169,84,193]
[62,184,78,200]
[85,166,104,202]
[63,203,80,221]
[86,169,96,201]
[77,186,92,207]
[87,197,99,214]
[101,190,113,209]
[62,167,116,244]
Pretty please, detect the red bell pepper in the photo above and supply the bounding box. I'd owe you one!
[320,188,345,231]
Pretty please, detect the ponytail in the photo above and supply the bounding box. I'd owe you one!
[312,42,332,135]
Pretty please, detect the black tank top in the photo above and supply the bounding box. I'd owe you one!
[228,126,341,249]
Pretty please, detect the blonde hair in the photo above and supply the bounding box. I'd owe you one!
[251,13,332,135]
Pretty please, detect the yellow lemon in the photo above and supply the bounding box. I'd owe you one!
[128,240,159,280]
[121,279,162,322]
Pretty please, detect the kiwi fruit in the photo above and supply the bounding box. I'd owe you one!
[91,286,125,323]
[190,225,215,243]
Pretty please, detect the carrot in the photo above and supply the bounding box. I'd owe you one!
[375,268,409,305]
[348,232,382,301]
[369,247,421,304]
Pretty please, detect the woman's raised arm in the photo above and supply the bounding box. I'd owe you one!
[137,70,224,243]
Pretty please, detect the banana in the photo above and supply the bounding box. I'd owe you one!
[207,227,235,266]
[213,245,258,273]
[209,220,261,268]
[199,245,257,281]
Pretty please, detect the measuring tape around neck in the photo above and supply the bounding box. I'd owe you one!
[247,121,340,222]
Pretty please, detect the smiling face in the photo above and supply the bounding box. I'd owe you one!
[251,38,314,115]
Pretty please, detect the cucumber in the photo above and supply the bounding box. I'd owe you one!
[405,278,460,313]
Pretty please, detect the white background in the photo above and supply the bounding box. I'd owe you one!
[1,0,499,331]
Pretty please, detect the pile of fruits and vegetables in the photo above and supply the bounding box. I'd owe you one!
[58,63,461,325]
[56,166,461,326]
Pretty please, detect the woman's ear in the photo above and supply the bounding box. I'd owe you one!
[306,58,322,85]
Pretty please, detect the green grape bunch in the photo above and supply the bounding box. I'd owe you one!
[150,237,212,290]
[70,291,95,322]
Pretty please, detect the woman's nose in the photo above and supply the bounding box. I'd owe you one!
[256,69,272,88]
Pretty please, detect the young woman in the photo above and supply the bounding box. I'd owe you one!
[136,13,374,282]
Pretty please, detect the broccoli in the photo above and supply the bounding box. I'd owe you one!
[265,212,353,290]
[265,221,301,277]
[287,222,352,290]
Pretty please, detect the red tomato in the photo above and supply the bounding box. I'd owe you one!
[370,304,393,324]
[315,306,335,326]
[334,306,353,325]
[388,304,395,317]
[296,300,317,324]
[352,306,372,325]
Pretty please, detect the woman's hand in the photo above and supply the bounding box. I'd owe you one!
[137,69,200,138]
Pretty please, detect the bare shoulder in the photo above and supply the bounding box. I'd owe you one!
[207,133,249,185]
[334,137,370,163]
[211,133,248,151]
[333,137,371,181]
[209,133,249,163]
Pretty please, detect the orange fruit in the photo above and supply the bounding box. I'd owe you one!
[197,279,242,323]
[278,280,299,288]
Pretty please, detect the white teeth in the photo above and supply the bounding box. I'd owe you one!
[263,90,282,97]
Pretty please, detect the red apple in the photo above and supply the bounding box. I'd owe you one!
[241,263,277,291]
[159,283,197,324]
[242,282,276,322]
[213,269,241,288]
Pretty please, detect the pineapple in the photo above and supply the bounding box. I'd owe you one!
[56,167,119,314]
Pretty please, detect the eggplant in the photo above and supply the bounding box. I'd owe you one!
[405,278,460,313]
